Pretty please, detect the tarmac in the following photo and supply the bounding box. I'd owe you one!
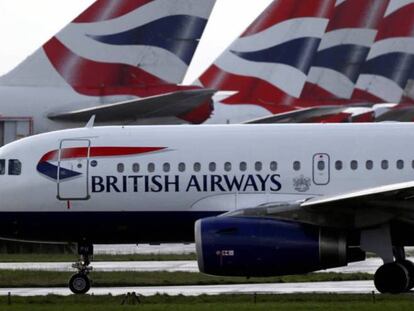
[0,244,406,296]
[0,257,392,273]
[0,281,378,296]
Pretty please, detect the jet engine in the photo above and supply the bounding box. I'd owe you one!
[195,217,365,277]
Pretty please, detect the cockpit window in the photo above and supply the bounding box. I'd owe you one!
[8,159,21,176]
[0,160,5,175]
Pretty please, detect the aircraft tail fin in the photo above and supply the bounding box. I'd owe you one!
[198,0,335,113]
[301,0,389,100]
[352,1,414,103]
[0,0,216,94]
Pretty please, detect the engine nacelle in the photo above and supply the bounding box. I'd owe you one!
[195,217,364,277]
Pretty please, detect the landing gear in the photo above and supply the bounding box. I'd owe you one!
[361,225,414,294]
[400,260,414,290]
[69,241,93,294]
[374,262,409,294]
[373,246,414,294]
[69,273,91,294]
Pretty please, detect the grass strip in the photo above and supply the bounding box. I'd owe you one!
[0,294,413,311]
[0,270,372,288]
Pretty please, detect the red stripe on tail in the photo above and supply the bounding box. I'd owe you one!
[74,0,153,23]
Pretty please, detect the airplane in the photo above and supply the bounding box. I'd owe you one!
[197,0,337,124]
[198,0,414,124]
[0,0,217,145]
[1,121,414,295]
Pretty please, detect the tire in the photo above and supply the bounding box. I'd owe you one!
[69,273,91,295]
[374,262,409,294]
[399,260,414,291]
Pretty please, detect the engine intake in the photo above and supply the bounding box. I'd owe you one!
[195,216,364,277]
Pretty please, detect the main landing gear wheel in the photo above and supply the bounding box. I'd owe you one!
[69,241,93,295]
[399,260,414,291]
[69,273,90,295]
[374,262,410,294]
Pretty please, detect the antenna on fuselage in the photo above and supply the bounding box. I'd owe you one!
[85,115,96,128]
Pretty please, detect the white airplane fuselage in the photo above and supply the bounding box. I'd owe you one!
[0,123,413,244]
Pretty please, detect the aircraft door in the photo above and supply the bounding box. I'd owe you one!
[57,139,91,200]
[313,153,330,185]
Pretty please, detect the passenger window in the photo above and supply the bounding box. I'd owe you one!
[255,161,262,172]
[240,162,247,172]
[270,161,278,171]
[8,159,21,176]
[163,163,170,173]
[381,160,389,170]
[132,163,140,173]
[178,163,186,172]
[366,160,373,170]
[209,162,216,172]
[194,163,201,172]
[335,161,343,171]
[350,161,358,170]
[224,162,232,172]
[397,160,404,170]
[117,163,124,173]
[0,159,5,175]
[317,161,325,171]
[293,161,301,171]
[148,163,155,173]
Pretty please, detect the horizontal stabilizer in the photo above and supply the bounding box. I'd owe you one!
[48,89,216,123]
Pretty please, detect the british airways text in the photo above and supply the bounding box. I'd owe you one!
[91,174,282,193]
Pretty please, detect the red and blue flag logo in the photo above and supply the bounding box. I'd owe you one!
[37,146,166,181]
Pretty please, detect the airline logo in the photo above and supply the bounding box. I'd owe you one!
[36,146,283,194]
[301,0,389,100]
[353,0,414,102]
[37,147,166,181]
[42,0,214,97]
[2,0,215,99]
[91,174,283,194]
[199,0,335,113]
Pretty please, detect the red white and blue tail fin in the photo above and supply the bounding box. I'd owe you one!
[198,0,335,119]
[352,0,414,103]
[301,0,389,100]
[0,0,216,95]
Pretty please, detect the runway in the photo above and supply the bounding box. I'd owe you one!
[0,281,377,296]
[0,257,395,273]
[0,254,395,296]
[94,244,196,255]
[0,261,199,272]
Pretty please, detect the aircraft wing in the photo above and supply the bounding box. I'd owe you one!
[227,181,414,229]
[376,106,414,122]
[244,105,376,124]
[48,89,216,123]
[245,107,348,124]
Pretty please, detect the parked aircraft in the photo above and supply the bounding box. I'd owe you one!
[1,122,414,294]
[0,0,216,145]
[199,0,414,124]
[198,0,336,123]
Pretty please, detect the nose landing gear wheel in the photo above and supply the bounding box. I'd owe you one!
[69,241,94,295]
[69,273,90,295]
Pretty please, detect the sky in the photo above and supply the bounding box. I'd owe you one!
[0,0,272,84]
